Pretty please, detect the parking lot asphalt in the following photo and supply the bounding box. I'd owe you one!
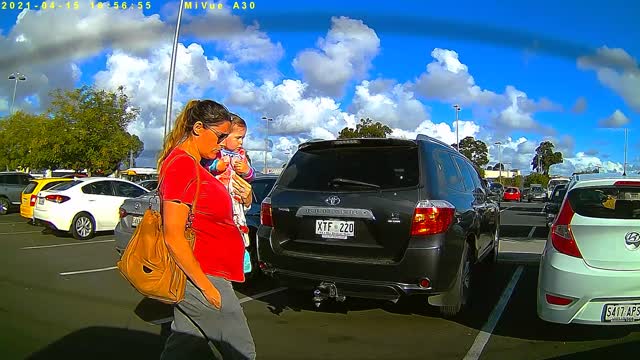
[1,202,639,359]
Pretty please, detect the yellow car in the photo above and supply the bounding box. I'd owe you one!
[21,177,72,220]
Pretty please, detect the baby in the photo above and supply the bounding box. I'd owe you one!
[203,114,255,270]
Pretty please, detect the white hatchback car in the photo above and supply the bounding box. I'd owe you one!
[538,174,640,325]
[33,177,149,240]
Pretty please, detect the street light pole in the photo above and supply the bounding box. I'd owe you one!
[495,141,503,184]
[261,116,273,173]
[453,104,461,151]
[8,72,27,114]
[163,0,186,141]
[624,128,628,176]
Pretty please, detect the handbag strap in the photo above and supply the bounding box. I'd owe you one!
[157,151,202,229]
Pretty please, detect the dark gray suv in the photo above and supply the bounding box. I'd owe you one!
[257,135,500,316]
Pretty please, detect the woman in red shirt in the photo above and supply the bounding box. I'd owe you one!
[157,99,256,359]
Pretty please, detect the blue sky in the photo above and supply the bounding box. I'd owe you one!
[0,1,638,174]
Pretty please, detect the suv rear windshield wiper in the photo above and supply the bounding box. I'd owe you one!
[328,178,381,189]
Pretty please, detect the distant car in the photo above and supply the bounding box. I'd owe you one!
[537,175,640,325]
[115,174,278,281]
[20,177,73,221]
[503,187,521,202]
[544,184,568,228]
[528,187,546,202]
[0,171,34,215]
[137,179,158,191]
[33,177,149,240]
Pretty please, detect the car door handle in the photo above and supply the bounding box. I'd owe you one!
[88,199,96,202]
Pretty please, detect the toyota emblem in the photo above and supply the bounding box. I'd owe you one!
[134,202,141,210]
[625,232,640,250]
[325,195,341,206]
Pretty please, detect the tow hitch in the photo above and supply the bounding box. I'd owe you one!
[312,282,345,308]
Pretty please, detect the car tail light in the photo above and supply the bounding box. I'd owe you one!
[410,200,455,236]
[45,194,70,203]
[119,207,127,219]
[30,195,37,207]
[260,197,273,227]
[419,278,431,288]
[545,293,575,306]
[550,199,582,258]
[614,181,640,187]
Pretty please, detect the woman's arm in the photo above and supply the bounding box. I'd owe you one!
[162,200,221,309]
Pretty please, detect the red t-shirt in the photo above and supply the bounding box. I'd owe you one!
[159,148,245,282]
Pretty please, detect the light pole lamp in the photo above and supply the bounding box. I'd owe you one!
[453,104,461,151]
[8,72,27,114]
[262,116,273,173]
[494,141,503,184]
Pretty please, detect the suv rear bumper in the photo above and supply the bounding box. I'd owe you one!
[257,227,463,301]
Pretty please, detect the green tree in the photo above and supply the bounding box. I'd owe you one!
[338,118,392,139]
[525,173,550,188]
[531,141,563,175]
[455,136,489,169]
[0,111,69,171]
[47,85,143,175]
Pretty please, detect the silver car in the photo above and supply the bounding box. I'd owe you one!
[537,174,640,324]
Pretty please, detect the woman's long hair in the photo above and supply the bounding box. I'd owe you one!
[157,99,231,170]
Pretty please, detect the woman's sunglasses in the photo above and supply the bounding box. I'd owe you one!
[207,127,229,144]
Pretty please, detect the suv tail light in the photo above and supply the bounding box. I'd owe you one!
[410,200,455,236]
[261,197,273,227]
[30,195,37,207]
[550,198,582,258]
[45,194,70,204]
[119,207,128,219]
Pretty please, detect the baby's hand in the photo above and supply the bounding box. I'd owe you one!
[216,158,229,172]
[233,158,249,175]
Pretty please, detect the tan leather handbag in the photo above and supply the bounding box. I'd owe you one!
[117,155,200,304]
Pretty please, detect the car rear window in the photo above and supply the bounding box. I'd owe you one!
[23,181,38,194]
[42,181,69,191]
[278,145,419,191]
[568,186,640,219]
[50,180,83,191]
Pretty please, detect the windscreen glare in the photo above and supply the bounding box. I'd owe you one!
[568,186,640,219]
[278,145,419,191]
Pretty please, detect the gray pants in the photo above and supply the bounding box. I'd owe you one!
[160,276,256,359]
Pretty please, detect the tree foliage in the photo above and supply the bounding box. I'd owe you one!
[454,136,489,170]
[492,163,506,171]
[531,141,563,175]
[0,86,143,175]
[338,118,392,139]
[524,173,550,188]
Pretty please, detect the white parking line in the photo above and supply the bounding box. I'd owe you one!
[0,230,43,235]
[21,239,115,250]
[499,207,511,213]
[59,266,118,276]
[463,265,523,360]
[527,226,537,239]
[150,286,289,325]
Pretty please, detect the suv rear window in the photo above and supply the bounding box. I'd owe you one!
[279,145,419,191]
[568,186,640,219]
